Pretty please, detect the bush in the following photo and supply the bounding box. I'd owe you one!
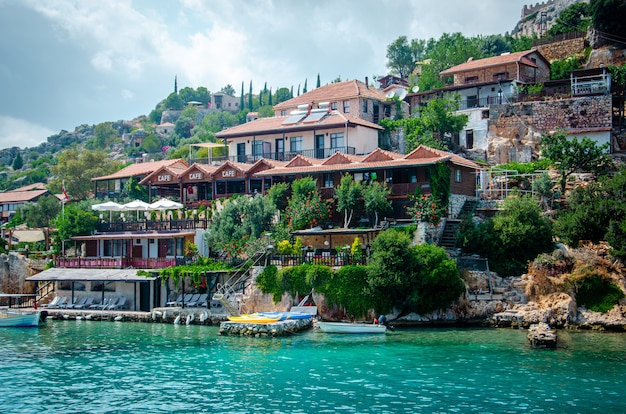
[570,273,624,313]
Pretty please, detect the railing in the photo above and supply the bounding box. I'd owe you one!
[56,256,184,269]
[458,96,504,110]
[267,253,366,267]
[96,218,209,233]
[390,182,421,197]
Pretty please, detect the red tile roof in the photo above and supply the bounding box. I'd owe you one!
[440,50,541,75]
[215,112,382,140]
[273,79,388,110]
[92,159,188,181]
[254,146,481,177]
[0,189,49,203]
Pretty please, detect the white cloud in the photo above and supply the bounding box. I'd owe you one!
[0,116,55,148]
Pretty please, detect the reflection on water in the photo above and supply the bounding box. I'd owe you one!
[1,322,624,413]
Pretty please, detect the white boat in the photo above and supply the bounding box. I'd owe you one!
[0,309,46,328]
[317,321,387,334]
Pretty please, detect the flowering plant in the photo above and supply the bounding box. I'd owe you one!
[407,192,447,226]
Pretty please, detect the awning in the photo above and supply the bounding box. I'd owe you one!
[26,268,157,283]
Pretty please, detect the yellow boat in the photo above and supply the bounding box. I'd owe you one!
[227,314,282,323]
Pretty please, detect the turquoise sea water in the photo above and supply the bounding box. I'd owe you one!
[0,321,624,413]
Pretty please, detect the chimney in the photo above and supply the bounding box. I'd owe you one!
[365,77,369,88]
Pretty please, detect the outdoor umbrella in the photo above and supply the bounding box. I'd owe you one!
[149,199,184,210]
[122,200,152,220]
[91,201,124,221]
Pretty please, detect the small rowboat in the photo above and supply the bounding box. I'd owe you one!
[0,309,46,328]
[227,314,282,323]
[317,321,387,334]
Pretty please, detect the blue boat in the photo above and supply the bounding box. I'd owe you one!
[255,312,312,321]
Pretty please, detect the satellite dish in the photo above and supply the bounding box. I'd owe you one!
[385,90,395,99]
[395,88,407,100]
[412,85,420,93]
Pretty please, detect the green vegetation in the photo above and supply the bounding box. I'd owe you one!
[257,230,463,317]
[568,272,624,313]
[459,195,554,276]
[159,257,231,287]
[547,2,590,37]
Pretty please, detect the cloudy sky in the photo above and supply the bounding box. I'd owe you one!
[0,0,529,149]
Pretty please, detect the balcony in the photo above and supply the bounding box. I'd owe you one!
[56,256,185,269]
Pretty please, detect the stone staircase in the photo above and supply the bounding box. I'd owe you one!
[439,199,477,249]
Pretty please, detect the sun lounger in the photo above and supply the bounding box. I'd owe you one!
[66,297,87,309]
[109,296,127,310]
[47,296,68,309]
[166,294,183,307]
[90,298,108,309]
[42,296,62,308]
[188,293,208,307]
[74,296,94,309]
[101,297,119,310]
[186,294,201,306]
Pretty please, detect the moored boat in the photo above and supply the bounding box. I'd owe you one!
[317,321,387,334]
[0,309,47,328]
[256,311,312,321]
[227,314,282,323]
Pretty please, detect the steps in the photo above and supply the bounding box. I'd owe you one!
[212,293,241,317]
[440,220,461,248]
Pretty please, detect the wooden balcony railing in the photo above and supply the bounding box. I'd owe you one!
[56,257,184,269]
[96,218,209,233]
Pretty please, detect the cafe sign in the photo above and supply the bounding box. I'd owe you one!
[188,172,203,180]
[222,169,236,178]
[157,174,172,182]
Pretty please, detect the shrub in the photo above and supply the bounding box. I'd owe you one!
[570,273,624,313]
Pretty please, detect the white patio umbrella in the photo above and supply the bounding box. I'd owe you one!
[149,199,184,210]
[91,201,124,221]
[122,200,152,220]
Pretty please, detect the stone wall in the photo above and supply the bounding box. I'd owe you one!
[537,37,586,61]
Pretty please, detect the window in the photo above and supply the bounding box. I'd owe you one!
[331,102,337,110]
[343,100,350,113]
[361,99,368,113]
[455,169,462,183]
[323,173,334,187]
[493,72,508,81]
[481,110,489,119]
[290,136,302,153]
[281,110,287,116]
[165,239,184,256]
[103,240,126,257]
[252,140,265,157]
[330,133,344,149]
[465,76,479,84]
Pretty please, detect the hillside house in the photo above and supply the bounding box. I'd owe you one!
[0,183,52,224]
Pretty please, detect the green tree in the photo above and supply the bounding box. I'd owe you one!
[547,3,590,36]
[274,87,291,104]
[303,78,308,94]
[53,201,99,253]
[220,84,236,96]
[258,105,274,118]
[386,36,426,79]
[335,174,362,228]
[141,134,162,154]
[540,130,613,194]
[554,168,626,258]
[248,81,253,111]
[20,195,60,228]
[267,182,289,212]
[286,177,331,231]
[362,181,392,227]
[205,195,276,258]
[590,0,626,41]
[51,149,121,200]
[459,195,554,276]
[316,73,321,88]
[174,116,195,139]
[12,152,23,170]
[268,88,273,106]
[240,82,245,110]
[164,92,185,110]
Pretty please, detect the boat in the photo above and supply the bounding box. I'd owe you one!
[317,321,387,334]
[256,311,313,321]
[227,314,282,323]
[0,309,47,328]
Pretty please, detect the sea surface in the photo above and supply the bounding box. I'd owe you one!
[0,321,624,413]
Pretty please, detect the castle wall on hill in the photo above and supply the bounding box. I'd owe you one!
[521,0,558,18]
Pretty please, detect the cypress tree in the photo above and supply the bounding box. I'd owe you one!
[297,84,300,96]
[174,75,178,93]
[268,87,273,106]
[290,86,294,98]
[303,78,308,94]
[316,73,321,88]
[12,152,23,170]
[248,81,253,111]
[240,82,244,110]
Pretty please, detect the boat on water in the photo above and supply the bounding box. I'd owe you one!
[256,311,312,321]
[227,314,282,323]
[0,309,47,328]
[317,321,387,334]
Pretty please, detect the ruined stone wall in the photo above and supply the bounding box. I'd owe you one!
[486,95,611,164]
[537,37,586,61]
